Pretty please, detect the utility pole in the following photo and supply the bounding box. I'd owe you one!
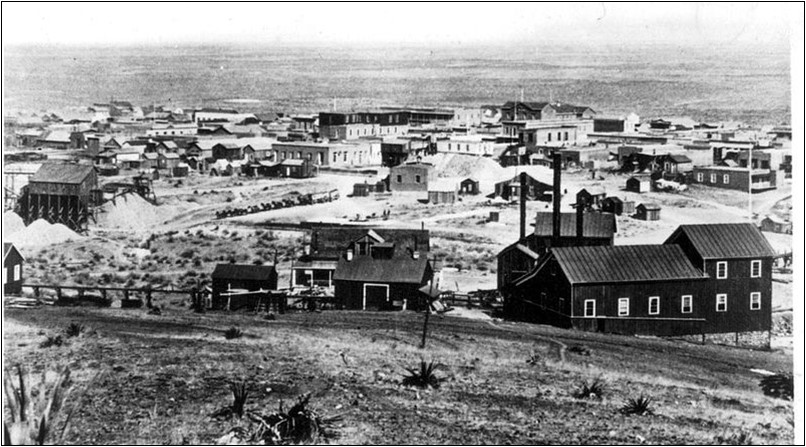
[748,144,753,221]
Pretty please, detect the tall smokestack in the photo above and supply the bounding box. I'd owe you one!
[576,193,584,241]
[519,172,527,241]
[552,153,562,242]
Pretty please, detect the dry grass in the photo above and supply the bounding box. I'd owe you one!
[3,306,794,445]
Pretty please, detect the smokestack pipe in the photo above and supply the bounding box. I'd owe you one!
[519,172,527,241]
[552,153,562,242]
[576,193,584,241]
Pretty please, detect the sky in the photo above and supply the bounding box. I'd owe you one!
[1,2,799,48]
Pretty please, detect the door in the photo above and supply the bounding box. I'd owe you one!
[363,284,389,310]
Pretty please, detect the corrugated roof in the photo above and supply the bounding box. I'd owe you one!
[334,254,429,284]
[666,223,776,259]
[211,264,276,280]
[551,245,706,284]
[534,212,616,238]
[29,163,95,185]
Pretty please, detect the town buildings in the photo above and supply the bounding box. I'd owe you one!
[211,264,278,310]
[691,166,777,192]
[3,243,24,295]
[318,110,409,141]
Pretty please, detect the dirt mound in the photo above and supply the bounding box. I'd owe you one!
[421,154,507,186]
[3,211,25,235]
[97,193,166,231]
[6,218,82,247]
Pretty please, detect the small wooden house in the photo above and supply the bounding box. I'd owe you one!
[3,243,24,295]
[172,163,190,178]
[759,215,792,234]
[576,187,606,209]
[459,177,480,195]
[626,175,651,193]
[353,183,372,197]
[141,153,159,170]
[158,152,181,170]
[211,264,278,310]
[635,203,661,221]
[280,158,314,178]
[622,200,636,215]
[428,180,458,205]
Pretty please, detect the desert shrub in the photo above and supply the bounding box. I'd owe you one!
[64,323,85,338]
[759,372,793,400]
[401,360,443,389]
[714,429,754,445]
[224,327,243,340]
[180,249,195,259]
[39,335,64,348]
[246,393,333,445]
[573,378,605,399]
[619,395,654,416]
[211,381,249,419]
[567,344,591,356]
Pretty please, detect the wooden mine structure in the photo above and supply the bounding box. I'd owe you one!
[16,163,99,232]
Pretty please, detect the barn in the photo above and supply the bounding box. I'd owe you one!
[17,163,98,231]
[211,264,278,310]
[626,175,651,193]
[333,248,433,311]
[635,203,661,221]
[507,244,709,336]
[3,243,24,295]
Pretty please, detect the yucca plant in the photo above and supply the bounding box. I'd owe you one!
[3,365,72,445]
[401,360,444,389]
[211,381,249,419]
[64,323,85,338]
[224,327,243,340]
[620,395,654,416]
[39,335,64,349]
[248,393,336,445]
[573,378,606,400]
[759,372,793,400]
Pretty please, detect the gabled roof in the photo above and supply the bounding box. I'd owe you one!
[39,130,71,143]
[550,245,706,285]
[161,153,180,159]
[29,163,95,185]
[214,142,240,149]
[142,153,158,160]
[211,264,276,280]
[3,243,24,262]
[578,187,606,197]
[159,141,178,149]
[534,212,617,238]
[502,101,550,111]
[333,254,429,284]
[281,159,305,166]
[638,203,661,210]
[665,223,776,259]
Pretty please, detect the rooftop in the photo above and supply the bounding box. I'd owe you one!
[29,163,95,185]
[211,263,276,280]
[534,212,617,239]
[666,223,776,259]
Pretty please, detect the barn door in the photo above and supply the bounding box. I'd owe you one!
[363,284,389,310]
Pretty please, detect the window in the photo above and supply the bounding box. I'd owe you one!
[557,132,562,141]
[648,296,660,315]
[396,175,402,183]
[415,175,421,184]
[723,174,730,184]
[697,172,703,182]
[716,261,728,279]
[681,295,692,313]
[564,132,569,141]
[14,264,22,281]
[750,292,761,310]
[710,173,717,183]
[2,267,6,283]
[618,298,630,316]
[716,294,727,312]
[448,143,452,151]
[548,133,552,142]
[750,260,761,278]
[583,299,596,317]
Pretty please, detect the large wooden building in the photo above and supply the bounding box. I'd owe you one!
[504,223,775,342]
[17,163,98,231]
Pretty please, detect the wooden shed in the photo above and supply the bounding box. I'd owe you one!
[353,182,372,197]
[3,243,24,295]
[211,264,278,310]
[626,175,651,193]
[759,215,792,234]
[635,203,661,221]
[601,196,624,215]
[281,158,314,178]
[428,180,458,205]
[459,177,480,195]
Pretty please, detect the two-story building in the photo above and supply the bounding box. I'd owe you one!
[318,111,410,141]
